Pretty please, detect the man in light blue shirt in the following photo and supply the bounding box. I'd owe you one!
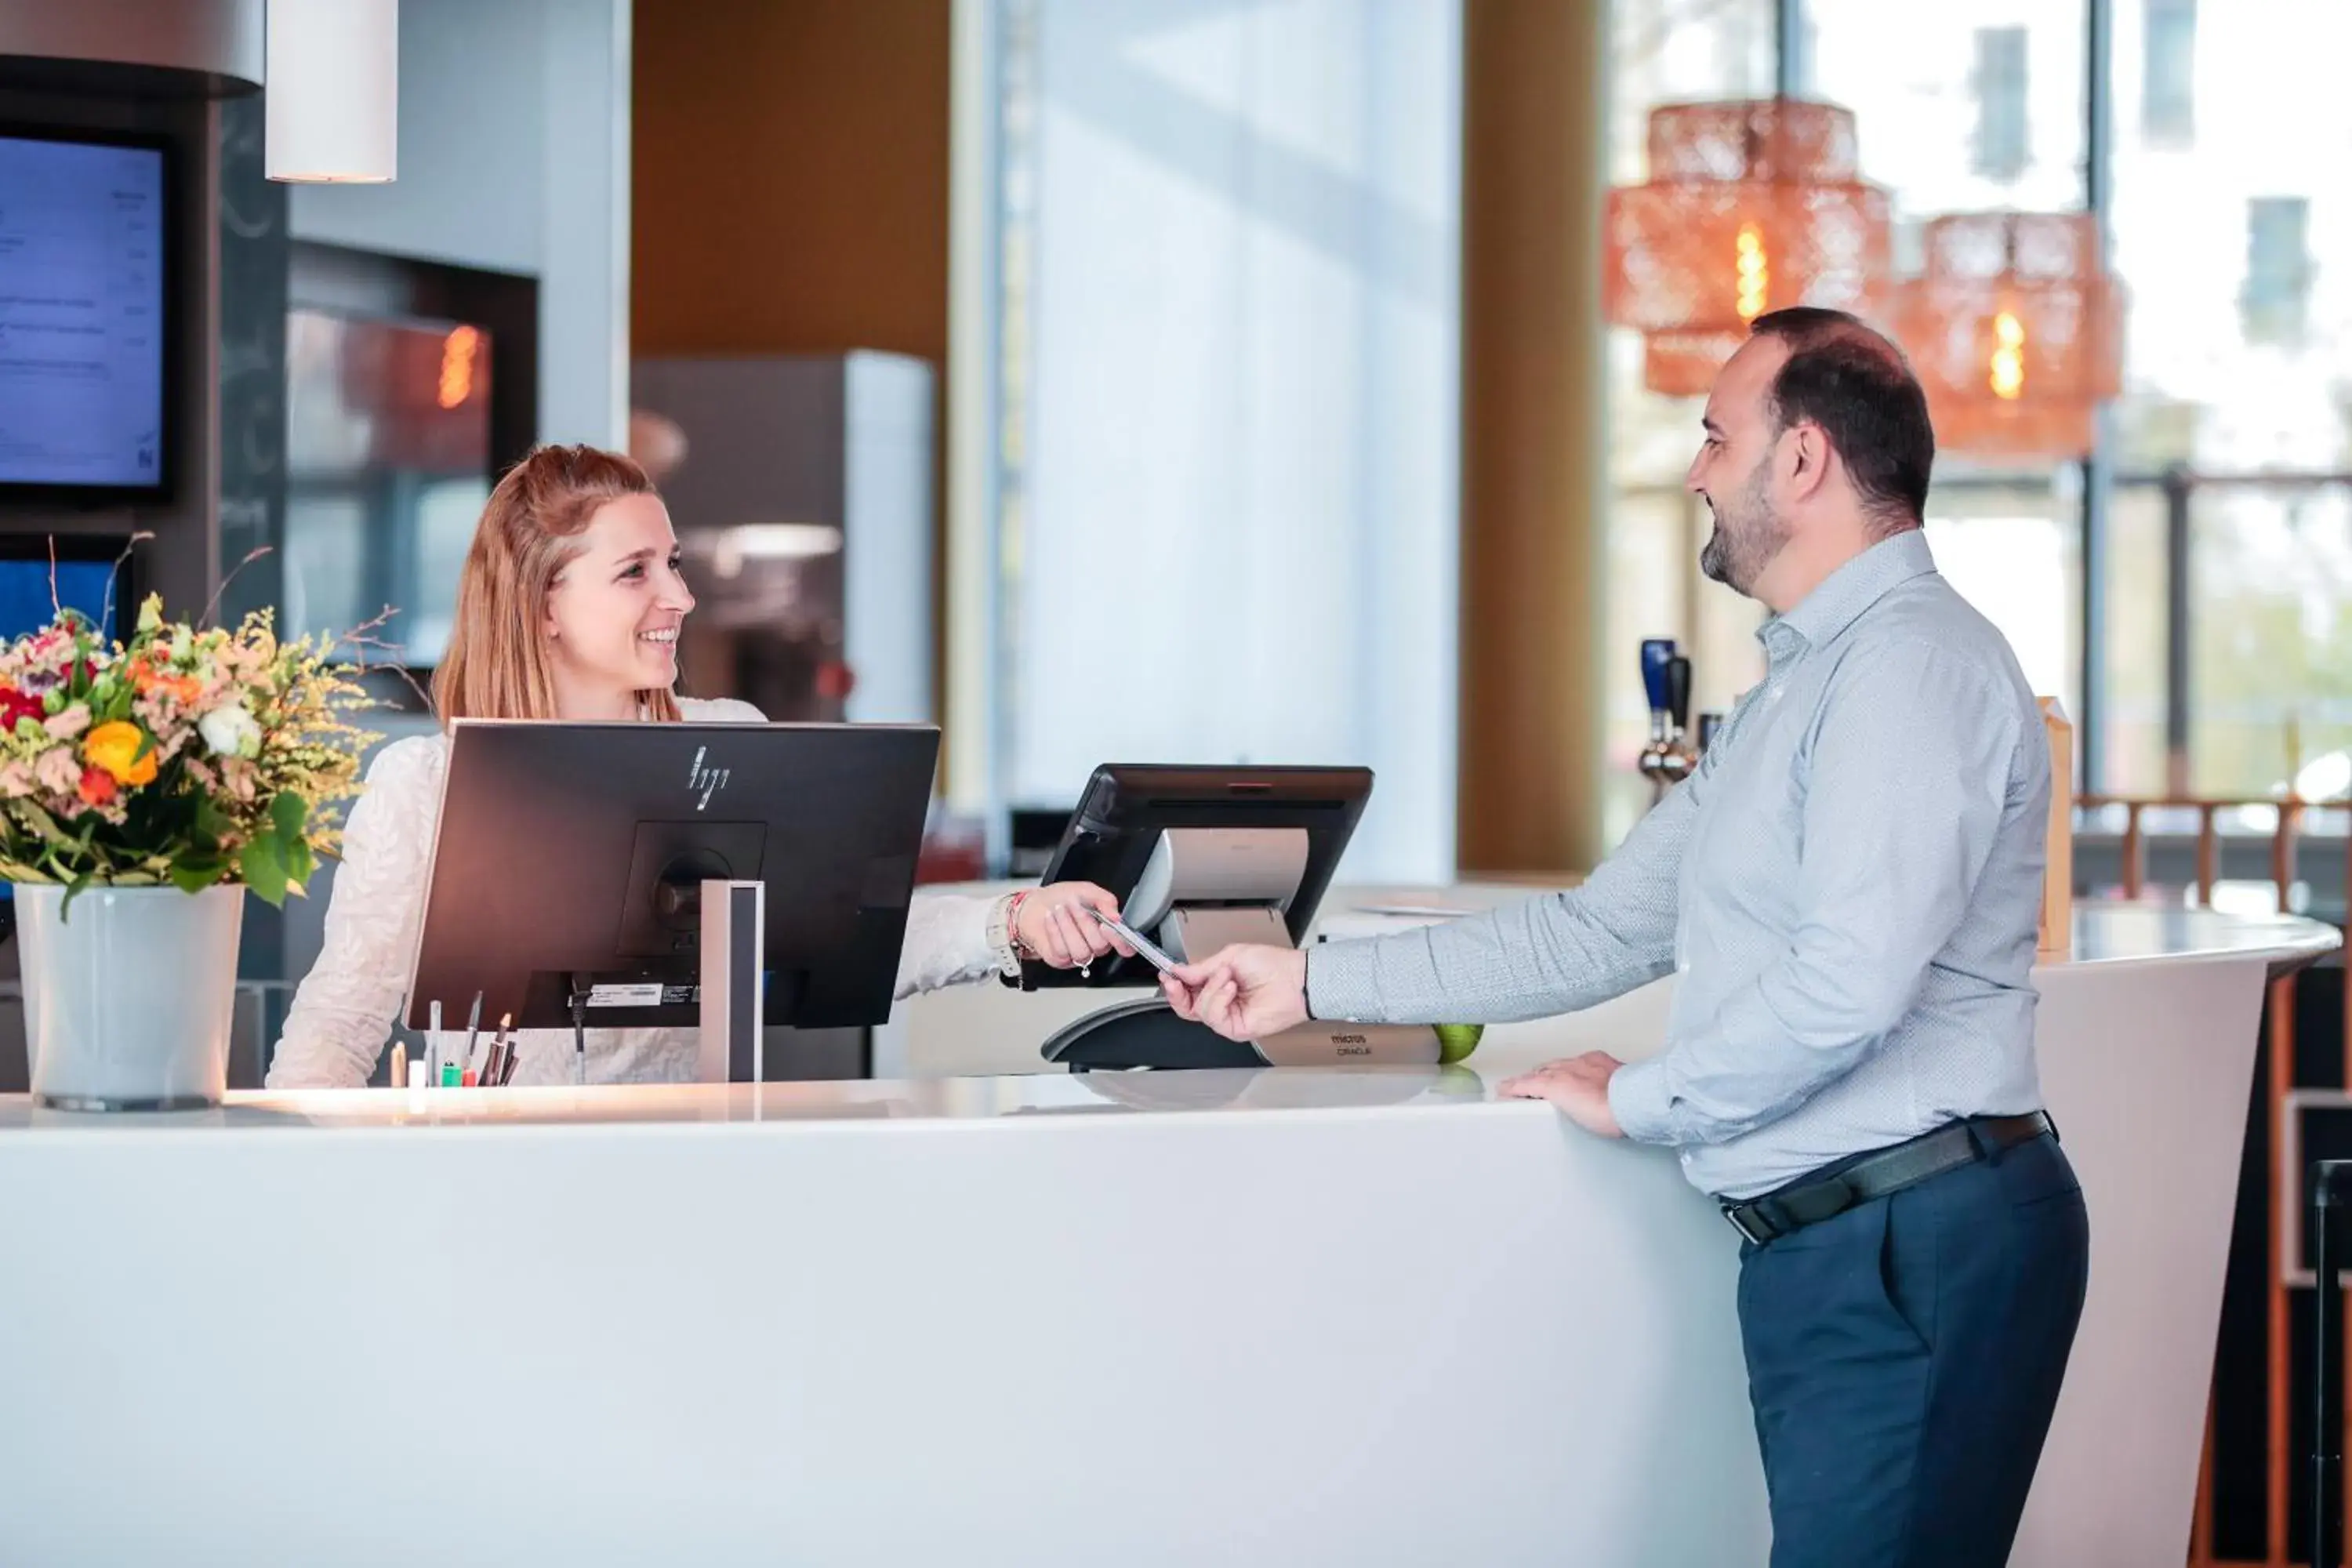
[1167,307,2089,1568]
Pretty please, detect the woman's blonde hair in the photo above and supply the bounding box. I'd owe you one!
[432,444,684,726]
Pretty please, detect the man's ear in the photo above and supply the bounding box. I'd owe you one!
[1781,422,1832,503]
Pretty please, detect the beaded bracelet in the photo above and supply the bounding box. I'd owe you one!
[1004,889,1037,960]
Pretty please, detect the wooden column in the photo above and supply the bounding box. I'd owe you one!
[1456,0,1610,877]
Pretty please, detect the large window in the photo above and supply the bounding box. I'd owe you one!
[2189,481,2352,797]
[2099,482,2170,793]
[1610,0,2352,824]
[967,0,1463,881]
[2110,0,2352,798]
[1803,0,2087,767]
[1601,0,1776,846]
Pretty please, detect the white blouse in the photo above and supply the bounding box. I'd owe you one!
[265,698,1001,1088]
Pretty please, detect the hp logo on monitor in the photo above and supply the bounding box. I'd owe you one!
[687,746,731,812]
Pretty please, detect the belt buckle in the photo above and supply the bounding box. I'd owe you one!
[1723,1203,1777,1245]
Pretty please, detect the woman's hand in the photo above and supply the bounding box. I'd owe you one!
[1014,881,1139,970]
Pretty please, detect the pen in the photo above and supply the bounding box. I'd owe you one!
[485,1014,514,1087]
[426,999,444,1087]
[1085,906,1179,975]
[468,1016,495,1083]
[460,992,485,1085]
[389,1043,407,1089]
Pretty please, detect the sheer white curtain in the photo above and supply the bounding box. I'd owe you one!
[1004,0,1461,882]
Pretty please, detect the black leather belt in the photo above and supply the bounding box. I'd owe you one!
[1720,1110,2056,1246]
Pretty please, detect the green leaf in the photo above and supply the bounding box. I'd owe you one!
[269,790,307,841]
[169,860,225,895]
[285,834,314,888]
[238,834,289,908]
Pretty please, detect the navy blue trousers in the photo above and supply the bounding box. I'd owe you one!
[1736,1131,2089,1568]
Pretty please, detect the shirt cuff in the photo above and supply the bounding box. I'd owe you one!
[1606,1060,1679,1145]
[1300,940,1382,1023]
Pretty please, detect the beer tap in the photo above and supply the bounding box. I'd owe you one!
[1638,640,1697,804]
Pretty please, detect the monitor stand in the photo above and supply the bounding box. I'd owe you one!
[697,880,765,1083]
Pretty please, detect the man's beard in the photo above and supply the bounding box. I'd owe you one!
[1698,462,1791,597]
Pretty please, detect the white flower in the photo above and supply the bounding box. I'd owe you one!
[197,703,261,760]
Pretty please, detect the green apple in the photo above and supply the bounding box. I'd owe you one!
[1434,1022,1484,1064]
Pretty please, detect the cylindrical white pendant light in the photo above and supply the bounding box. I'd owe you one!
[266,0,398,183]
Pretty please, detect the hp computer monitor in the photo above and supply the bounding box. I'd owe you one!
[403,720,940,1034]
[1024,764,1372,989]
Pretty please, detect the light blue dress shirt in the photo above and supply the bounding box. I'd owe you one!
[1306,529,2052,1200]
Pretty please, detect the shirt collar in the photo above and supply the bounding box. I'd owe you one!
[1758,528,1937,655]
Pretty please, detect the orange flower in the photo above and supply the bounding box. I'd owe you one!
[76,765,116,807]
[83,721,158,787]
[129,655,199,705]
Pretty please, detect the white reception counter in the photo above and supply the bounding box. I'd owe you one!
[0,898,2332,1566]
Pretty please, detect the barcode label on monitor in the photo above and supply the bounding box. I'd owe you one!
[585,984,664,1007]
[583,983,700,1007]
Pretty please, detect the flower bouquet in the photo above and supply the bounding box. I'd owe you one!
[0,593,372,1109]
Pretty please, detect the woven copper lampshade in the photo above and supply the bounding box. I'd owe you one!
[1605,98,1893,397]
[1893,212,2122,459]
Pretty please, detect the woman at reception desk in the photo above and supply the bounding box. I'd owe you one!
[263,445,1131,1088]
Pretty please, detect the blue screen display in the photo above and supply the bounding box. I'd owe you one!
[0,560,118,644]
[0,557,123,902]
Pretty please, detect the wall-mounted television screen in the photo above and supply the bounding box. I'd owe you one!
[0,129,170,497]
